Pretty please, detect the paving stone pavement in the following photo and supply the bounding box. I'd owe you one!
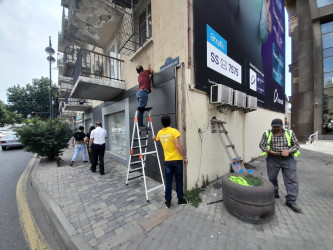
[31,145,333,250]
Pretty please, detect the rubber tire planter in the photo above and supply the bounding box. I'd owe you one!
[221,173,275,224]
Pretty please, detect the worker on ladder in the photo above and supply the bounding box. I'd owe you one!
[136,64,154,128]
[153,115,188,208]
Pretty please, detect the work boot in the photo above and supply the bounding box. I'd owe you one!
[165,201,171,208]
[178,198,188,205]
[286,202,302,213]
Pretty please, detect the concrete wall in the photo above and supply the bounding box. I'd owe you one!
[184,88,284,189]
[120,0,188,90]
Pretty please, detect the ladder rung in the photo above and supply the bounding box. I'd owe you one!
[141,151,156,156]
[226,144,235,148]
[139,127,151,131]
[134,137,149,140]
[128,174,143,180]
[211,119,227,124]
[147,184,164,193]
[219,130,228,134]
[137,107,152,111]
[132,145,148,149]
[129,167,142,172]
[131,160,145,165]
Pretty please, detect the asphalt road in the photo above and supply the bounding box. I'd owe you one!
[0,147,32,250]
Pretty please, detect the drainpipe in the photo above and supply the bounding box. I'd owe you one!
[187,0,192,69]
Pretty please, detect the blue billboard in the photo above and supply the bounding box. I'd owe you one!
[194,0,286,112]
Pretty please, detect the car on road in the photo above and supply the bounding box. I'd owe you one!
[0,133,23,150]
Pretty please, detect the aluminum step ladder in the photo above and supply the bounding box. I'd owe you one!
[126,107,165,202]
[211,118,248,173]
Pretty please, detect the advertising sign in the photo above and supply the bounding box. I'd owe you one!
[193,0,285,112]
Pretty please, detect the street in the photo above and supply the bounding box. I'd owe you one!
[0,147,32,250]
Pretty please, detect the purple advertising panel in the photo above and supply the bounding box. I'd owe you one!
[193,0,285,112]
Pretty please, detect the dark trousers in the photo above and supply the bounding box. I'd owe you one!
[91,143,105,173]
[266,155,299,203]
[86,143,94,163]
[164,160,184,202]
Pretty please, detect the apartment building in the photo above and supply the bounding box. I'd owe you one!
[285,0,333,140]
[57,0,286,189]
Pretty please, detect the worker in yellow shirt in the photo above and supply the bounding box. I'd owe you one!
[152,115,188,208]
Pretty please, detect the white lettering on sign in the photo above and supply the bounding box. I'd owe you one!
[273,89,284,105]
[207,42,242,83]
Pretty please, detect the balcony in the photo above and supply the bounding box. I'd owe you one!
[63,46,78,77]
[62,0,118,48]
[59,107,76,118]
[58,75,74,97]
[58,6,70,53]
[64,98,92,112]
[71,49,126,101]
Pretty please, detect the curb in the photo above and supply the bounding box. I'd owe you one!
[30,158,92,250]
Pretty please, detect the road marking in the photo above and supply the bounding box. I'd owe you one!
[16,156,50,250]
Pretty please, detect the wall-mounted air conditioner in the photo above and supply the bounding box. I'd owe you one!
[210,84,233,105]
[233,90,246,108]
[246,95,258,110]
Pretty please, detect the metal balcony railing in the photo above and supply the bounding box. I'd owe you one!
[65,98,92,106]
[73,49,125,84]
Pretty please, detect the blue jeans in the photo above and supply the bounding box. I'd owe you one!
[136,90,148,126]
[164,160,184,202]
[72,144,87,162]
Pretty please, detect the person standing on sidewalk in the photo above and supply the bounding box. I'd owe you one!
[70,126,88,167]
[152,115,188,208]
[84,125,95,164]
[88,122,107,175]
[136,64,154,128]
[259,118,302,213]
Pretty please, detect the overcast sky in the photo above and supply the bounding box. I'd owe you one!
[0,1,291,104]
[0,0,62,103]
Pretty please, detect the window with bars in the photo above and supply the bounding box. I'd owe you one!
[138,2,152,46]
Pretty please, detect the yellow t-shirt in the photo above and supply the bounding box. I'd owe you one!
[156,127,183,161]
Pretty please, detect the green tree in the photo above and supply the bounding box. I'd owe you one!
[0,100,23,126]
[16,118,72,160]
[6,77,59,119]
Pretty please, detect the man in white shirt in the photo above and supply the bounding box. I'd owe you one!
[88,121,107,175]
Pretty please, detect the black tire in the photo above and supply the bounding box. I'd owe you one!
[1,146,6,150]
[221,173,275,224]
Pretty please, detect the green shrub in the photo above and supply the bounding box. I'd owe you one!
[243,175,263,186]
[16,118,72,160]
[184,188,202,208]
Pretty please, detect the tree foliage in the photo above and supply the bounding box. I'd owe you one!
[0,100,23,126]
[16,118,72,160]
[6,77,59,119]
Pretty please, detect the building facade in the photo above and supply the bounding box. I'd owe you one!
[58,0,285,189]
[286,0,333,141]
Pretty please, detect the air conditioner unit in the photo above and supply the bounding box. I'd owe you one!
[233,90,246,108]
[210,84,233,105]
[246,95,258,110]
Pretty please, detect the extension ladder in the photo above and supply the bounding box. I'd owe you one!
[211,118,249,173]
[126,107,165,201]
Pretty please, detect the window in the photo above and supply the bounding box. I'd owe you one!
[321,21,333,134]
[106,111,126,157]
[317,0,333,8]
[107,41,121,81]
[137,1,152,46]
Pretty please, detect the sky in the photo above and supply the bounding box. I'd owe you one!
[0,1,292,104]
[0,0,62,104]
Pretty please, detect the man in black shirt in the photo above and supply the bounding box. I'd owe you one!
[70,126,88,166]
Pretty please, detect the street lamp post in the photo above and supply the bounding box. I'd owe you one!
[45,36,56,121]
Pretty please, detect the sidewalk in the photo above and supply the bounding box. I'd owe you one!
[30,144,333,250]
